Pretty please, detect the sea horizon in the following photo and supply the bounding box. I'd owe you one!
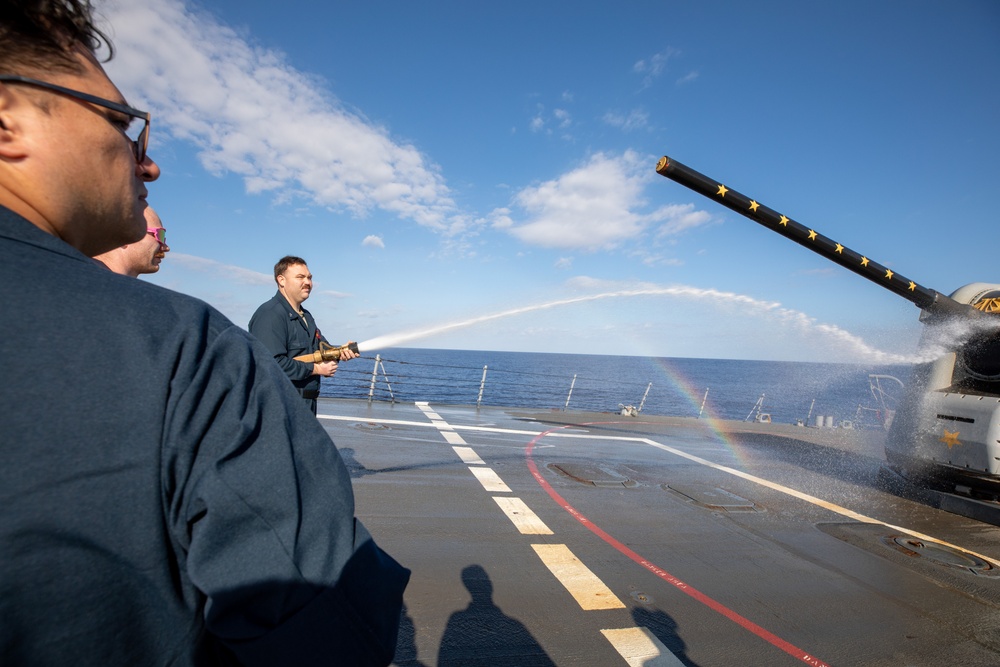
[322,348,911,429]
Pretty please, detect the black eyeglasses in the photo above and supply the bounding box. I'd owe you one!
[0,74,150,163]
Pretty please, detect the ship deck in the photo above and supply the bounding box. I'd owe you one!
[319,397,1000,666]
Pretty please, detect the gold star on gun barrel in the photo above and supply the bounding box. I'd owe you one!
[860,256,869,267]
[835,243,844,254]
[779,215,789,226]
[885,269,894,280]
[909,281,916,291]
[940,430,961,449]
[749,200,759,212]
[807,230,817,240]
[717,184,728,197]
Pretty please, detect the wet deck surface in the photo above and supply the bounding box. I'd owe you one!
[318,398,1000,666]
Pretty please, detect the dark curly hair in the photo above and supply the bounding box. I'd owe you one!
[0,0,114,74]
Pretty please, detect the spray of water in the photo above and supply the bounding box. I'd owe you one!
[357,285,973,364]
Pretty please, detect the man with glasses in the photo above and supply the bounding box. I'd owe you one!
[93,206,171,277]
[0,2,408,665]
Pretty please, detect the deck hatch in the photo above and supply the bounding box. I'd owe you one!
[665,484,759,512]
[547,462,636,488]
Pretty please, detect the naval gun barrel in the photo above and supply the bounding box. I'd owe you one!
[655,155,974,319]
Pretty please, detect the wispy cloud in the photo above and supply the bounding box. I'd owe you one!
[602,108,649,132]
[676,71,699,86]
[653,204,712,237]
[98,0,458,231]
[629,249,684,267]
[494,151,708,252]
[528,102,573,137]
[168,253,274,285]
[633,47,679,88]
[362,235,385,249]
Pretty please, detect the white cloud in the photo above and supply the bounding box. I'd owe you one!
[487,208,513,230]
[168,253,274,285]
[676,71,699,86]
[633,48,679,88]
[555,257,573,270]
[602,108,649,132]
[314,290,351,299]
[629,249,684,267]
[362,235,385,249]
[653,203,712,237]
[98,0,457,230]
[499,150,700,252]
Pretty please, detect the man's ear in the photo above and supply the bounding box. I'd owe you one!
[0,84,31,159]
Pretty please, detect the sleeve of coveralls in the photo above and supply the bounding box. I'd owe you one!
[248,305,313,382]
[162,324,410,666]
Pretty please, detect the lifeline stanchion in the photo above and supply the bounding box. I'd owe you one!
[476,366,488,408]
[368,354,380,403]
[637,383,652,413]
[378,356,396,403]
[565,374,577,410]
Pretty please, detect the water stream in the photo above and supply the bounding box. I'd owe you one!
[356,285,974,363]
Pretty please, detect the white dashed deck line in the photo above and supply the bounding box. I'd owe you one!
[601,627,685,666]
[531,544,625,610]
[442,431,467,446]
[493,496,553,535]
[452,446,484,465]
[468,466,511,493]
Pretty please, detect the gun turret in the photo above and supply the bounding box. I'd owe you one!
[655,154,1000,521]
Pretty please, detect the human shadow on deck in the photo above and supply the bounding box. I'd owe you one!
[337,447,466,479]
[632,606,701,667]
[435,565,555,667]
[391,603,427,666]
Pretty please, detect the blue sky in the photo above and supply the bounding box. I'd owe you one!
[96,0,999,362]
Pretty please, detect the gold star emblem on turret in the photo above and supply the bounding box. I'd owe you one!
[807,230,817,240]
[749,200,759,212]
[717,184,728,197]
[860,256,869,267]
[940,430,961,449]
[779,216,789,226]
[885,269,894,280]
[835,243,844,254]
[908,281,916,291]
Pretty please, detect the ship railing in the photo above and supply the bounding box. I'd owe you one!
[320,353,655,414]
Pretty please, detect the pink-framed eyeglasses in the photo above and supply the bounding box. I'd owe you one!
[146,227,167,246]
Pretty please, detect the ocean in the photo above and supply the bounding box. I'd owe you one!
[321,348,911,429]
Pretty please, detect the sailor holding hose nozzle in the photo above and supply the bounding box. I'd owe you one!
[249,255,359,414]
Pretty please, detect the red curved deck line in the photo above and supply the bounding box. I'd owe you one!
[525,425,829,667]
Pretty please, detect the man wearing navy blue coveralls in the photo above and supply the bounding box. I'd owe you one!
[249,256,359,415]
[0,2,408,665]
